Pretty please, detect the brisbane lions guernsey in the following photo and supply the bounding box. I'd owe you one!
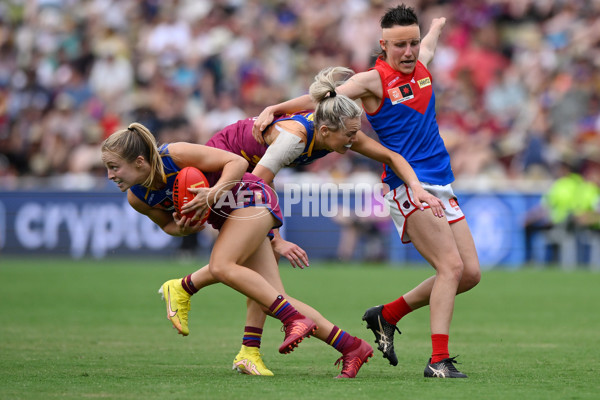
[366,58,454,191]
[129,144,282,231]
[205,113,331,171]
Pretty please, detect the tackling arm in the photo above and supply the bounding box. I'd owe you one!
[350,131,445,216]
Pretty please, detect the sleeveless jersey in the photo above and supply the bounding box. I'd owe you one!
[129,145,179,212]
[366,58,454,190]
[205,113,331,171]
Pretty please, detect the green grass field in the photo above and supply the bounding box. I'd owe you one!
[1,257,599,400]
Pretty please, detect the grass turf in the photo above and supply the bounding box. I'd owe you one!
[0,257,599,399]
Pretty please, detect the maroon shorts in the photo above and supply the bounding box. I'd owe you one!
[206,173,283,231]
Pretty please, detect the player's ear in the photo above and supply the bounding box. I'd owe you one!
[319,125,329,137]
[379,39,387,52]
[135,155,145,168]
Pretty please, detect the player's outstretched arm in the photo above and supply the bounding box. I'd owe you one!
[350,131,445,217]
[419,17,446,67]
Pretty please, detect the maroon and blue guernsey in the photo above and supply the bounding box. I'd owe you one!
[366,58,454,190]
[129,144,282,231]
[205,112,331,171]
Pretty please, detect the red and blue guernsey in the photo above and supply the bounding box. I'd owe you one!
[205,112,331,171]
[366,58,454,191]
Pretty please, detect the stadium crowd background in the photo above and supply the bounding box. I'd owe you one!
[0,0,599,193]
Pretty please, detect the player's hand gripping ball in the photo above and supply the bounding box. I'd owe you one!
[173,167,210,226]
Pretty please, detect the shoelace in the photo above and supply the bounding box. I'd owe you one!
[441,356,461,372]
[334,353,363,376]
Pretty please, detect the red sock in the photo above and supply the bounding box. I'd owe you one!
[382,296,412,325]
[431,334,449,363]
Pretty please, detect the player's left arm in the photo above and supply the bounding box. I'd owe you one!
[419,17,446,67]
[350,131,445,217]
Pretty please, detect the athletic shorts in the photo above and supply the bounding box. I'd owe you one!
[385,182,465,244]
[206,173,283,231]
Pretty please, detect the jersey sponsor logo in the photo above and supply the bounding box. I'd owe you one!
[388,83,414,105]
[418,77,431,88]
[449,197,460,210]
[160,198,174,210]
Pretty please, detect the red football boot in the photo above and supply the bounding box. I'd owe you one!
[334,338,374,378]
[278,315,317,354]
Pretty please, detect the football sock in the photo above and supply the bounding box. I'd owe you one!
[431,334,449,363]
[269,295,299,324]
[242,326,263,348]
[382,296,412,325]
[326,326,356,353]
[181,274,198,295]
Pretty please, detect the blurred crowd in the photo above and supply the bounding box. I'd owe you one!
[1,0,599,192]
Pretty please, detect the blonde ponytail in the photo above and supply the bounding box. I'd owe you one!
[309,67,362,132]
[101,122,167,189]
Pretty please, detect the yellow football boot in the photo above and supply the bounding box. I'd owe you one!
[232,345,274,376]
[158,279,191,336]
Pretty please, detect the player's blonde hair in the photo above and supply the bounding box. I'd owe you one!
[101,122,166,190]
[309,66,362,132]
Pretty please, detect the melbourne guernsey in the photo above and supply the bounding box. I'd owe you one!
[366,58,454,190]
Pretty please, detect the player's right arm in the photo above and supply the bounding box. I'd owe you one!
[252,69,382,142]
[252,95,315,144]
[419,17,446,67]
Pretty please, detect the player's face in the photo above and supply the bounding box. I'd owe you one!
[322,117,361,154]
[380,24,421,75]
[102,152,147,192]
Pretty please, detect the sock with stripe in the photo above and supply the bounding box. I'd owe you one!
[382,296,412,325]
[325,326,356,353]
[181,274,199,296]
[242,326,263,348]
[431,334,449,364]
[269,295,299,324]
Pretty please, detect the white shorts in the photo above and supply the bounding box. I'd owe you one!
[385,182,465,244]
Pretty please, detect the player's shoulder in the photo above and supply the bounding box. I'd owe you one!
[353,69,381,84]
[270,119,308,143]
[339,69,382,101]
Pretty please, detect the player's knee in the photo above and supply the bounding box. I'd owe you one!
[208,262,234,285]
[460,267,481,292]
[437,259,464,283]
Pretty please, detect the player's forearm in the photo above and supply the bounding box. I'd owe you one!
[210,158,248,202]
[269,94,315,115]
[389,156,421,189]
[420,17,446,64]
